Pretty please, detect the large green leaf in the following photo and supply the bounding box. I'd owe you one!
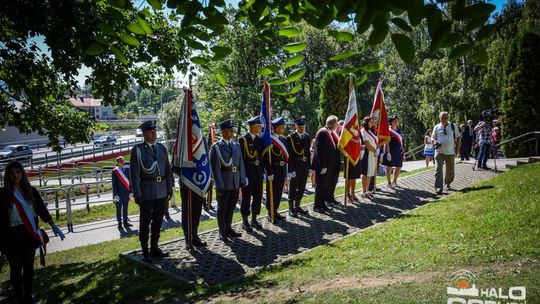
[211,45,232,56]
[94,35,108,45]
[190,56,209,65]
[476,24,496,42]
[368,23,389,45]
[97,23,116,36]
[110,45,127,64]
[257,65,280,76]
[334,67,361,75]
[448,44,473,60]
[330,51,357,61]
[425,4,442,37]
[118,35,141,47]
[186,39,206,50]
[215,67,228,85]
[390,17,412,32]
[273,87,288,96]
[355,73,368,87]
[147,0,162,10]
[328,30,354,42]
[279,26,301,38]
[453,3,496,21]
[85,43,104,56]
[286,96,297,103]
[391,34,415,63]
[136,16,153,35]
[407,0,424,26]
[269,77,287,86]
[289,83,302,94]
[441,32,463,48]
[465,15,489,32]
[430,21,452,52]
[284,55,305,68]
[288,67,306,82]
[127,23,146,35]
[283,42,307,54]
[361,62,383,72]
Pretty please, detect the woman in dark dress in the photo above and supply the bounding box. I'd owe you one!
[381,115,404,189]
[0,161,65,304]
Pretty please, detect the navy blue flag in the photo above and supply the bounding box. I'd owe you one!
[260,82,273,154]
[173,88,211,198]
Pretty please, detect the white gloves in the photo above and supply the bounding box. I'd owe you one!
[309,169,313,175]
[267,174,274,181]
[244,178,249,186]
[321,168,327,175]
[113,195,120,202]
[387,153,392,161]
[51,224,65,241]
[129,193,133,200]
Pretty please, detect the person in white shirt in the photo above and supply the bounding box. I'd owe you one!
[432,111,461,194]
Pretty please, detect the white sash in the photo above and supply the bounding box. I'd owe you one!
[271,134,289,161]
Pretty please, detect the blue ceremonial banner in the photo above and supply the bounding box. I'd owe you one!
[173,88,211,198]
[260,82,273,154]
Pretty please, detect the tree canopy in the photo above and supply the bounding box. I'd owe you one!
[0,0,502,149]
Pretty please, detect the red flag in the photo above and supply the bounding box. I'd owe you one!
[338,79,362,165]
[210,123,216,144]
[371,80,390,144]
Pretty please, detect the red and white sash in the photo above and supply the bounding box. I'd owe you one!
[365,129,378,146]
[321,127,339,149]
[12,190,45,246]
[389,128,403,148]
[113,167,131,191]
[271,133,289,161]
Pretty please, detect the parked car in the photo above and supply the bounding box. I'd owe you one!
[93,135,117,146]
[0,145,33,161]
[135,128,143,137]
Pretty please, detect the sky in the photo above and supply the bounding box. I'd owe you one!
[72,0,511,87]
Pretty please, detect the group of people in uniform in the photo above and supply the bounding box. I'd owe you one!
[128,113,398,259]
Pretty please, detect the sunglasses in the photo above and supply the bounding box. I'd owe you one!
[443,128,447,135]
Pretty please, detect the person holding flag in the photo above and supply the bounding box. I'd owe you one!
[172,87,212,251]
[239,116,265,231]
[112,156,133,229]
[338,79,362,204]
[204,123,217,212]
[381,115,404,189]
[369,80,390,193]
[286,117,311,217]
[209,119,248,242]
[265,117,289,223]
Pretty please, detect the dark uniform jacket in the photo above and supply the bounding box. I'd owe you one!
[312,127,340,172]
[264,134,288,175]
[209,139,247,191]
[239,132,265,181]
[287,131,311,173]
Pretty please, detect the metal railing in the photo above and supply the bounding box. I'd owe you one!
[404,144,426,160]
[495,131,540,155]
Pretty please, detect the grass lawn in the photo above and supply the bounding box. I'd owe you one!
[1,163,538,303]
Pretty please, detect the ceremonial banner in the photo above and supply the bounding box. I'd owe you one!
[173,88,211,198]
[371,80,390,144]
[338,81,362,165]
[260,81,273,154]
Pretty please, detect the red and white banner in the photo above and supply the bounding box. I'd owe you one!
[371,80,390,144]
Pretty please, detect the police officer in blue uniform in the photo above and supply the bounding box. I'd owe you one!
[239,116,265,232]
[130,121,173,261]
[265,117,288,223]
[209,120,248,242]
[286,118,311,217]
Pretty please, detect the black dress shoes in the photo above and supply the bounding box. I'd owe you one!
[228,230,242,238]
[192,238,207,247]
[149,248,169,258]
[251,219,263,229]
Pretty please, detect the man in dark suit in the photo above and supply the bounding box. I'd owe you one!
[130,120,174,261]
[239,116,265,232]
[209,120,247,242]
[112,156,132,229]
[460,121,473,161]
[312,115,340,214]
[265,117,289,223]
[286,117,311,217]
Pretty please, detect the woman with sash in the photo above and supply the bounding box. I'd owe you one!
[0,161,65,304]
[360,117,378,199]
[381,115,404,189]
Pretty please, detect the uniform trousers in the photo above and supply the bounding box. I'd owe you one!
[217,189,239,236]
[139,198,167,249]
[180,187,203,242]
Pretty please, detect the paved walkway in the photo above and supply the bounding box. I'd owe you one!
[119,163,497,285]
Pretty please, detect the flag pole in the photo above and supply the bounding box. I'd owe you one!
[264,80,275,223]
[187,77,193,250]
